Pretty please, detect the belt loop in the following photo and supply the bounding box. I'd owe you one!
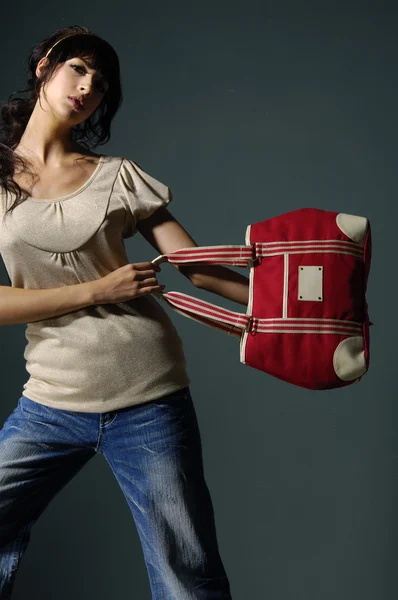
[245,316,253,333]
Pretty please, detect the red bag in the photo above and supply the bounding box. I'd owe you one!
[152,208,372,390]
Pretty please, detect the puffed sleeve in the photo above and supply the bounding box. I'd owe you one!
[118,157,173,237]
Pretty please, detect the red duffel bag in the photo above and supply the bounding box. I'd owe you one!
[151,208,372,390]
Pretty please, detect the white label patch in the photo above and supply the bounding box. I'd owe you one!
[298,266,323,301]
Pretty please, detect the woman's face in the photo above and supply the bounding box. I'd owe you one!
[36,56,109,124]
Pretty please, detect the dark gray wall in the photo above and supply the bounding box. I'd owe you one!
[0,3,396,599]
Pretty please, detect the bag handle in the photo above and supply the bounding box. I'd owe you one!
[151,246,254,337]
[150,245,372,335]
[151,244,255,267]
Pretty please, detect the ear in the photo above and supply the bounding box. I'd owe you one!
[36,56,50,78]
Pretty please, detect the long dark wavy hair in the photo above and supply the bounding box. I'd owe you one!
[0,25,123,219]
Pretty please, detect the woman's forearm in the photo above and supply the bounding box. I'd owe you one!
[0,282,95,326]
[190,265,249,306]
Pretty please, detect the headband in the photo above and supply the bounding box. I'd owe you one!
[45,32,91,58]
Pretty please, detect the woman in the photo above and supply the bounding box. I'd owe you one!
[0,25,249,599]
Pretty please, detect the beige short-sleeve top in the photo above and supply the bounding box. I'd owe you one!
[0,155,190,412]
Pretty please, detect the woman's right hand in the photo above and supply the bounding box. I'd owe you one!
[89,262,165,305]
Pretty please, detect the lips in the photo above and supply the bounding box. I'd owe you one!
[68,97,84,111]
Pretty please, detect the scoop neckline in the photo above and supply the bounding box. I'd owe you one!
[26,154,105,202]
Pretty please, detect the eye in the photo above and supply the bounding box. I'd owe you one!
[71,64,85,74]
[71,64,107,94]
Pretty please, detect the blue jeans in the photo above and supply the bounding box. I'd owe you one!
[0,387,232,599]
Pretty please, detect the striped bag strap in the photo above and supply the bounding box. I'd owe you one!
[151,246,253,337]
[154,290,251,338]
[151,245,255,267]
[151,245,369,337]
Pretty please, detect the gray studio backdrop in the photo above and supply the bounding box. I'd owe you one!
[0,4,396,600]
